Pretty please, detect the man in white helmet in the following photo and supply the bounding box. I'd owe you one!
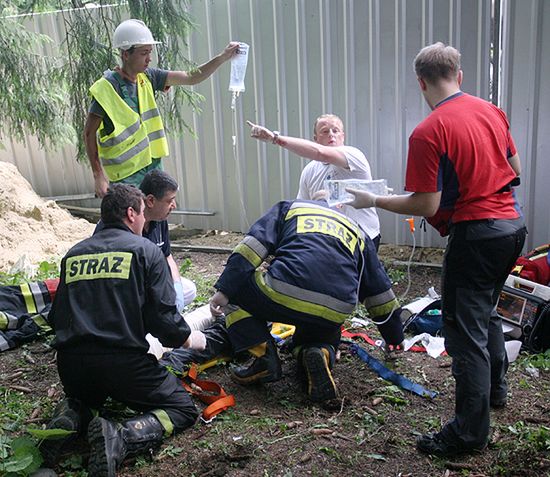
[84,19,239,198]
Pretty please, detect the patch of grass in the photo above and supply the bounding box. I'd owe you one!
[386,266,406,285]
[373,384,408,406]
[517,349,550,371]
[184,263,218,306]
[490,421,550,476]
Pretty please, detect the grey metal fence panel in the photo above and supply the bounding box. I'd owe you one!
[0,1,503,249]
[500,0,550,250]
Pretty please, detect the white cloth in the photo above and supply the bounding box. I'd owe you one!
[297,145,381,239]
[402,333,446,358]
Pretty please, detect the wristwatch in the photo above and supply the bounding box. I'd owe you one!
[272,131,280,144]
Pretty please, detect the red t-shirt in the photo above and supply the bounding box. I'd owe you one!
[405,92,520,236]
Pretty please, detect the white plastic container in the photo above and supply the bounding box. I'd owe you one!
[324,178,392,207]
[229,42,249,93]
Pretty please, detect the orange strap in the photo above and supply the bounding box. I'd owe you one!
[341,329,428,353]
[182,364,235,422]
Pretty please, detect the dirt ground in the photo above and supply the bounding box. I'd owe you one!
[1,232,549,477]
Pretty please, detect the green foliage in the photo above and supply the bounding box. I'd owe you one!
[1,0,202,157]
[179,257,192,275]
[518,349,550,371]
[0,259,59,286]
[0,435,43,476]
[506,421,550,452]
[0,1,74,149]
[386,266,406,285]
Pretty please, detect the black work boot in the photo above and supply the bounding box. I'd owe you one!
[301,346,338,402]
[39,398,92,467]
[87,413,164,477]
[231,339,282,384]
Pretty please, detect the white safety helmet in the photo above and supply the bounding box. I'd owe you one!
[113,19,161,50]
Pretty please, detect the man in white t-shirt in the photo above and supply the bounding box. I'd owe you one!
[247,114,381,248]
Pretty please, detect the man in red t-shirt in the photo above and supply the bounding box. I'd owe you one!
[347,42,527,457]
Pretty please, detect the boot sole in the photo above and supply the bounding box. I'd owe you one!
[87,417,116,477]
[303,348,338,402]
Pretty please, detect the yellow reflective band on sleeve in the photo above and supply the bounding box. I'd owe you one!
[234,242,263,268]
[296,215,358,254]
[151,409,174,437]
[65,252,132,284]
[31,314,52,333]
[255,272,348,324]
[20,283,37,314]
[368,298,400,320]
[225,308,252,327]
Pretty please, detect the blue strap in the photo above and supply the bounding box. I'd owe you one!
[350,343,438,399]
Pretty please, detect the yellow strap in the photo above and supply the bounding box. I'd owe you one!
[20,283,37,314]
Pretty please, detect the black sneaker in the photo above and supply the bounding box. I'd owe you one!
[231,340,282,384]
[416,432,485,458]
[302,347,338,402]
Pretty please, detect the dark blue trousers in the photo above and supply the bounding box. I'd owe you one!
[439,223,526,448]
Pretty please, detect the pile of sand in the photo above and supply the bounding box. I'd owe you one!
[0,162,95,273]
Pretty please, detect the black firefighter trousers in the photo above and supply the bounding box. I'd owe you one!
[57,350,199,435]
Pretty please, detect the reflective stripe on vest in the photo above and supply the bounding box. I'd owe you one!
[90,73,169,181]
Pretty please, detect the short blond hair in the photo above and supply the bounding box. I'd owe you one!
[414,42,461,84]
[313,114,344,137]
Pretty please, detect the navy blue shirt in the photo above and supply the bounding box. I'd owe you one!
[143,220,170,257]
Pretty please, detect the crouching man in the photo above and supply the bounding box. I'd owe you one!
[209,199,404,403]
[40,184,205,476]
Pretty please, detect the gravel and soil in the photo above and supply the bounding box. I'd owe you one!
[1,230,549,477]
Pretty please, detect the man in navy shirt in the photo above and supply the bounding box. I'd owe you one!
[96,170,195,312]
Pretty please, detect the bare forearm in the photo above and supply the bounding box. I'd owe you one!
[247,120,348,167]
[277,136,347,166]
[167,254,181,283]
[166,42,238,86]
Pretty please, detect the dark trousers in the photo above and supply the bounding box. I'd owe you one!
[440,225,526,448]
[225,273,341,353]
[57,350,198,433]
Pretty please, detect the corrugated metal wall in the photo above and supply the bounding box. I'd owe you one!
[3,0,544,249]
[500,0,550,250]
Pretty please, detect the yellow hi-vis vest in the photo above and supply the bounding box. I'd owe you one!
[89,73,169,182]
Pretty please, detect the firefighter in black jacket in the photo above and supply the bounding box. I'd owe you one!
[40,184,206,476]
[210,199,404,402]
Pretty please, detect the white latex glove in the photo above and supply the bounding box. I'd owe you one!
[345,187,379,209]
[209,290,229,317]
[184,330,207,351]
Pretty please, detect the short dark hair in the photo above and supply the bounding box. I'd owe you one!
[101,183,144,224]
[414,42,461,84]
[139,169,179,199]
